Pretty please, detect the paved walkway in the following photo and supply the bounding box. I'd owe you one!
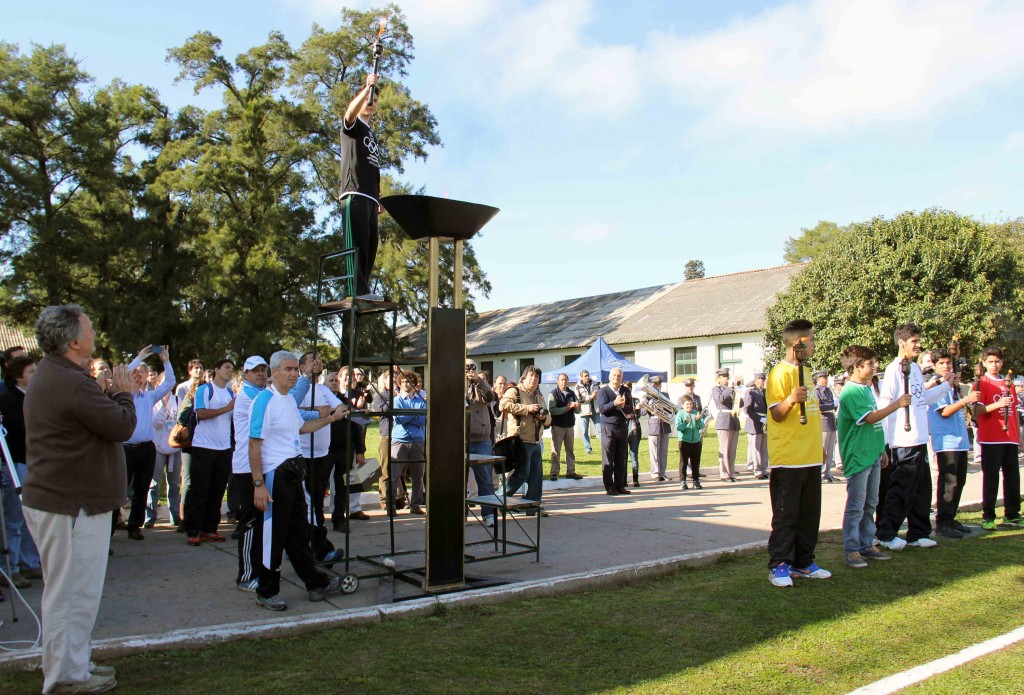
[0,460,1007,667]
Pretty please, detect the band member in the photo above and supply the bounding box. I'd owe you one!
[642,376,671,481]
[711,368,740,482]
[744,372,769,480]
[815,371,838,482]
[596,368,635,495]
[340,73,383,300]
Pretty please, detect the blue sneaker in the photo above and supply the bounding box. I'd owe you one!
[790,563,832,579]
[320,549,345,567]
[769,563,793,587]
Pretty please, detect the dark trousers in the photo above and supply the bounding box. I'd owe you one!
[257,466,328,599]
[233,474,261,584]
[328,448,350,521]
[343,195,380,296]
[117,442,156,532]
[875,445,892,527]
[980,443,1021,521]
[767,466,821,569]
[935,450,969,525]
[678,440,702,482]
[183,446,232,535]
[876,445,932,542]
[304,455,336,560]
[601,424,628,492]
[225,474,244,523]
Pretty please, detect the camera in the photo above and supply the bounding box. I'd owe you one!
[536,407,549,418]
[149,345,163,354]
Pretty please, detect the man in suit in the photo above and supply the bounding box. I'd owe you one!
[595,368,634,495]
[711,368,740,482]
[744,372,769,479]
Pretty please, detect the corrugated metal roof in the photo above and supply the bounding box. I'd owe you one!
[397,263,805,358]
[0,323,38,352]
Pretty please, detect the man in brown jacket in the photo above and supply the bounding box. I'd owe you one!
[498,365,551,510]
[23,304,136,695]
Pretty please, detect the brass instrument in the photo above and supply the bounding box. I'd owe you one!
[633,374,679,425]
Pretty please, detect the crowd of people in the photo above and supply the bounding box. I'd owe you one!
[3,304,1023,692]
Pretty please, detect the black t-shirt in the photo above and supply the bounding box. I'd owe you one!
[340,117,381,202]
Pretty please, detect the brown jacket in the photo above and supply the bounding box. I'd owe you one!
[23,354,137,516]
[499,385,551,444]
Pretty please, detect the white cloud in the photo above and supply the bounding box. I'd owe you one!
[279,0,501,38]
[651,0,1024,133]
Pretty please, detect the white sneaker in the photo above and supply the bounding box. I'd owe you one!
[876,536,907,551]
[907,537,937,548]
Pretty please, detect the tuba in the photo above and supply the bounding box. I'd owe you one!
[633,374,679,425]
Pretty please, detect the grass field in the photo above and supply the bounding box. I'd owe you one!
[2,510,1020,694]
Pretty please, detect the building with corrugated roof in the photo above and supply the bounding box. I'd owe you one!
[398,263,806,402]
[0,322,38,353]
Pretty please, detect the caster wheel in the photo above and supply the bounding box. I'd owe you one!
[341,573,359,594]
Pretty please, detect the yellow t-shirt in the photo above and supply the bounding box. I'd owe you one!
[766,361,823,467]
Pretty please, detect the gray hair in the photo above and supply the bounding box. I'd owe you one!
[269,350,299,370]
[35,304,85,356]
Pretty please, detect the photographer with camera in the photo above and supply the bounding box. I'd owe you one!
[498,365,551,511]
[466,360,497,525]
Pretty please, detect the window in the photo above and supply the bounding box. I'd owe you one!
[563,354,581,366]
[673,346,697,377]
[480,360,494,378]
[519,358,534,374]
[718,343,742,370]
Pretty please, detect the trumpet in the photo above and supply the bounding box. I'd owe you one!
[633,374,679,425]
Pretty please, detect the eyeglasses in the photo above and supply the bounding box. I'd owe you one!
[466,364,477,371]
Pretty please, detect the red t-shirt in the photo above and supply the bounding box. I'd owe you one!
[976,374,1019,445]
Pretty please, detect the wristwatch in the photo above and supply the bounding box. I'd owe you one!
[253,479,263,488]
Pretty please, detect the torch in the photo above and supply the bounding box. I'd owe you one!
[900,358,912,432]
[794,338,808,425]
[367,17,386,104]
[1002,368,1013,433]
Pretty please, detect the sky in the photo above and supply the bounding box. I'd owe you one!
[5,0,1024,312]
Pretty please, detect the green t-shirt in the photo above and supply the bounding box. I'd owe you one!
[837,382,886,477]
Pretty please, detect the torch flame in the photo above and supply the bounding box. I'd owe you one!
[378,17,387,38]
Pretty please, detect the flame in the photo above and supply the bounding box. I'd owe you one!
[378,17,387,38]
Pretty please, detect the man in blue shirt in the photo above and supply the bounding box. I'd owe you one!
[120,346,175,540]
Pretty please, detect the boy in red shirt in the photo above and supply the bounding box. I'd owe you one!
[972,346,1022,529]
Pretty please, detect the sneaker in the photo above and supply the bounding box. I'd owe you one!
[844,552,868,568]
[484,516,496,528]
[236,579,259,592]
[50,671,117,693]
[1001,516,1023,527]
[935,524,963,539]
[88,663,115,677]
[0,573,31,589]
[907,537,938,548]
[200,532,225,543]
[187,535,203,546]
[769,563,793,587]
[680,482,689,490]
[790,563,832,579]
[693,480,703,489]
[309,575,343,602]
[320,549,345,567]
[876,536,907,551]
[256,594,287,611]
[860,547,891,561]
[567,473,584,480]
[981,519,997,530]
[549,474,558,481]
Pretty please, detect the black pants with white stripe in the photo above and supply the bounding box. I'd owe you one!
[303,455,336,560]
[257,465,328,599]
[234,474,260,584]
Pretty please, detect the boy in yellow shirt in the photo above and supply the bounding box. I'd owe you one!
[766,319,831,587]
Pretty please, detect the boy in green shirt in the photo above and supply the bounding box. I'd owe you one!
[838,345,911,568]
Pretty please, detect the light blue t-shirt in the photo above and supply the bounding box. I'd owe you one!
[928,388,969,452]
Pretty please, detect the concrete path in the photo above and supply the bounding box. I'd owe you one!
[0,460,1008,667]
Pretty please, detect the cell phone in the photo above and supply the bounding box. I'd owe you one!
[149,345,163,354]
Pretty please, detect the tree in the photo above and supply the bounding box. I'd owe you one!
[764,209,1023,374]
[683,259,705,280]
[782,220,843,264]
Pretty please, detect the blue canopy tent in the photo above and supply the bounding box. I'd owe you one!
[541,337,668,383]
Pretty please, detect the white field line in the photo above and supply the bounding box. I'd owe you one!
[846,625,1024,695]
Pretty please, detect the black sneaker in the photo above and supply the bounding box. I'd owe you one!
[952,520,971,534]
[936,524,963,539]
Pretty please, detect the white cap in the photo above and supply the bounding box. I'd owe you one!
[243,355,268,371]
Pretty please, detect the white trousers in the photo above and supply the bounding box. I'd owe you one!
[23,506,110,694]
